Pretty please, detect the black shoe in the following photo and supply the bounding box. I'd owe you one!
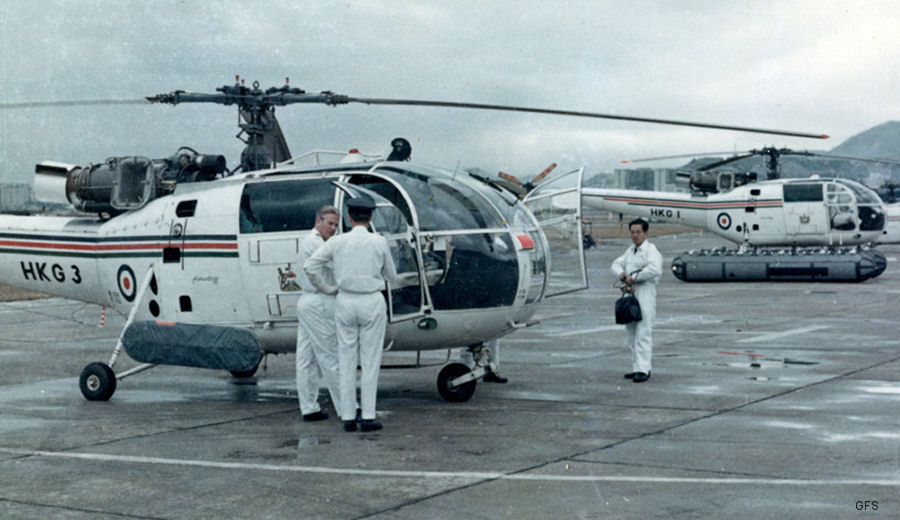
[632,372,650,383]
[302,411,329,422]
[360,419,383,432]
[483,372,508,384]
[343,420,357,432]
[624,372,636,379]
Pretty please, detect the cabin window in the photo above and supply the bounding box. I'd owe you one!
[783,184,823,202]
[750,189,761,196]
[240,178,335,233]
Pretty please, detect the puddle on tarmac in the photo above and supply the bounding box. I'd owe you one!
[783,358,819,365]
[720,360,784,370]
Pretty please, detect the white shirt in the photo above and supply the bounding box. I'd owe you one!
[296,229,334,295]
[304,226,398,295]
[611,241,663,285]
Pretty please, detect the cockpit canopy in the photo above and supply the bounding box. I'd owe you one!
[238,163,537,313]
[783,178,886,232]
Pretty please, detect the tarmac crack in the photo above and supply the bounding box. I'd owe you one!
[0,497,168,520]
[33,406,299,455]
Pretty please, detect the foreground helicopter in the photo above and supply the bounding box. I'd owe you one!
[0,78,829,401]
[583,147,892,282]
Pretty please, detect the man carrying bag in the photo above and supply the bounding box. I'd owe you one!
[611,218,663,383]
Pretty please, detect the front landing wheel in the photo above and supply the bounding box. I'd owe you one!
[80,362,116,401]
[437,363,476,402]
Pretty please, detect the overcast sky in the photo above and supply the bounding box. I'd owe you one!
[2,0,898,184]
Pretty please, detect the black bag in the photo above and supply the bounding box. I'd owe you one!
[615,294,642,324]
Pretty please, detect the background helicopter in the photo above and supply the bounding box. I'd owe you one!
[617,146,900,245]
[0,78,829,401]
[581,147,892,281]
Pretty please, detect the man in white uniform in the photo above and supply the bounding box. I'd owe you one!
[304,197,397,432]
[611,218,663,383]
[295,206,348,422]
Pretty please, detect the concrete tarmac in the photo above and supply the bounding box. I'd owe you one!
[1,231,898,519]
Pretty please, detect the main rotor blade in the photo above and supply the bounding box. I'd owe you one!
[345,97,829,139]
[0,99,149,109]
[621,151,743,164]
[811,152,900,166]
[2,92,834,141]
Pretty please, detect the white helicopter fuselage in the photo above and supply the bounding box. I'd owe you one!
[1,164,566,356]
[881,203,900,244]
[583,178,886,247]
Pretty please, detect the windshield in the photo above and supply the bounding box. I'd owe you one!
[838,179,882,205]
[368,166,510,231]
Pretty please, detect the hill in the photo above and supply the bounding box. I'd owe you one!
[829,121,900,160]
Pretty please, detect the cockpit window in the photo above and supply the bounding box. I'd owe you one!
[240,178,334,233]
[376,167,507,231]
[457,175,519,224]
[839,179,881,204]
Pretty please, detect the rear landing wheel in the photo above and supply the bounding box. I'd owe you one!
[80,362,116,401]
[437,363,476,402]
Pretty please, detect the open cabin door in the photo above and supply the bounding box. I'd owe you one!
[522,167,588,297]
[333,181,429,323]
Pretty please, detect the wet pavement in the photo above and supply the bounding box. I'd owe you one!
[1,231,898,519]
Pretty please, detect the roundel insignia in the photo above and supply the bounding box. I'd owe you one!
[117,264,137,302]
[716,212,732,230]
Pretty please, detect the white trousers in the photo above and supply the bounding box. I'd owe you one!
[625,283,657,374]
[459,339,501,367]
[296,293,343,415]
[335,292,387,421]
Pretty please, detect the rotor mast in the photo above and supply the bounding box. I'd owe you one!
[147,76,350,172]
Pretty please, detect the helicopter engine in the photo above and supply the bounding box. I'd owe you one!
[676,170,758,193]
[63,148,226,215]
